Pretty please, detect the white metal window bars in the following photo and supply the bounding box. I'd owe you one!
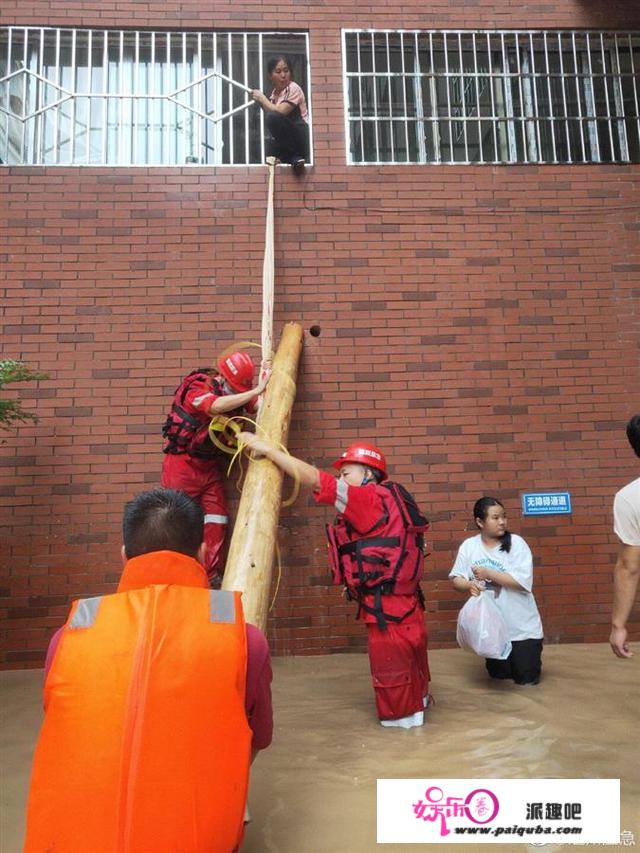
[0,28,310,166]
[342,29,640,165]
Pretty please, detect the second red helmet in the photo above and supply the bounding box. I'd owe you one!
[217,351,255,392]
[332,441,387,480]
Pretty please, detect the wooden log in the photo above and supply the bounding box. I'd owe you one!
[222,321,304,631]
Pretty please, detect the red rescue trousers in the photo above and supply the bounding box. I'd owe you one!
[161,453,227,579]
[366,605,429,721]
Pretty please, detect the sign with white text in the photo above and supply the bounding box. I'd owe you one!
[522,492,572,515]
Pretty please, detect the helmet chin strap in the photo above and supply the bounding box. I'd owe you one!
[361,468,373,486]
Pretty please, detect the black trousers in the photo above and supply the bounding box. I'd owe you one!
[265,113,309,163]
[486,639,543,685]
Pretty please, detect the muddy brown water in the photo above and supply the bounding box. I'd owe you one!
[1,644,637,852]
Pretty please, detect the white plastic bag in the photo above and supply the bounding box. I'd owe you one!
[456,593,512,660]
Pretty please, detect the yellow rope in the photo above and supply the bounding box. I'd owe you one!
[215,339,274,375]
[208,415,243,457]
[214,339,295,396]
[208,414,301,507]
[216,340,262,361]
[209,338,295,613]
[269,541,282,612]
[215,422,291,613]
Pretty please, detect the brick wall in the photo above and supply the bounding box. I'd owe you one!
[1,0,639,667]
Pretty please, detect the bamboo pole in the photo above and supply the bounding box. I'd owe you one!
[222,321,304,631]
[261,158,276,370]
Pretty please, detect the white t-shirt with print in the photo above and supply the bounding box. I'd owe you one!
[613,476,640,546]
[449,534,543,642]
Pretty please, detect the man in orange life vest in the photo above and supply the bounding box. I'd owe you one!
[239,433,431,728]
[25,489,273,853]
[161,352,270,581]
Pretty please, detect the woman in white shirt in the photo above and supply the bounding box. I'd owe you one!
[251,55,309,172]
[449,497,543,685]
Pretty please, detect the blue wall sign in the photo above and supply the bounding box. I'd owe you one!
[522,492,572,516]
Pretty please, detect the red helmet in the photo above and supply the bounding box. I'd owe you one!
[332,441,387,479]
[216,351,255,392]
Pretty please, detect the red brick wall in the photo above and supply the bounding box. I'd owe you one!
[1,1,640,667]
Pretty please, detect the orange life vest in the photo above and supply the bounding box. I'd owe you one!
[24,552,251,853]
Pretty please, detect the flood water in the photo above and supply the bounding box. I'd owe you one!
[2,643,637,852]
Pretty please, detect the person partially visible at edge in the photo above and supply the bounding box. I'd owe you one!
[449,497,544,686]
[25,489,273,853]
[610,414,640,658]
[238,432,432,729]
[251,55,309,173]
[161,353,270,583]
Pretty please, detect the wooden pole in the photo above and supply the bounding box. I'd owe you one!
[222,321,304,631]
[261,158,276,369]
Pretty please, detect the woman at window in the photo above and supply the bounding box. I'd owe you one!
[251,55,309,172]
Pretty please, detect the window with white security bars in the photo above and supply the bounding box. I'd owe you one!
[0,27,310,165]
[343,30,640,165]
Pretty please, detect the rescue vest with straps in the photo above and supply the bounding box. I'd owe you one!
[24,575,251,853]
[162,369,234,459]
[326,481,429,630]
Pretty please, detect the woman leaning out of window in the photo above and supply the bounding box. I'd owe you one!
[251,55,309,172]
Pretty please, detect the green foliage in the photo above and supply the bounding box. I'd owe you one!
[0,359,49,430]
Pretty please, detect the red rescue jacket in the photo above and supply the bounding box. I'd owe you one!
[326,481,429,628]
[162,370,239,459]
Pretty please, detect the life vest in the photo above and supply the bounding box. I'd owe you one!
[162,369,233,459]
[326,481,429,629]
[24,576,251,853]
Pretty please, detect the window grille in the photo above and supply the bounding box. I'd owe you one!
[343,30,640,164]
[0,27,310,165]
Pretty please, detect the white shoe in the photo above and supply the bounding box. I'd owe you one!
[380,709,425,729]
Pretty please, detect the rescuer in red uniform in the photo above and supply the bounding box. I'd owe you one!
[161,352,270,581]
[238,433,432,728]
